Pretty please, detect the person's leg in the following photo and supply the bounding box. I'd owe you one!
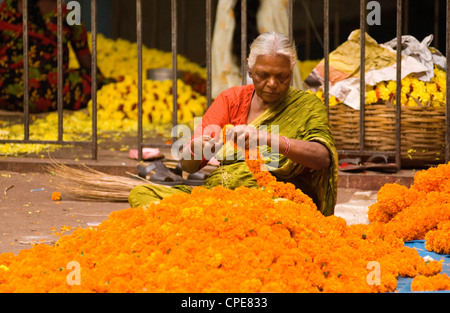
[128,184,192,208]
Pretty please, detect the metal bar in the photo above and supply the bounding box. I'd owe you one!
[22,0,29,140]
[324,0,329,112]
[91,0,98,160]
[359,0,366,153]
[395,0,402,169]
[137,0,143,161]
[172,0,178,142]
[241,0,247,85]
[446,0,450,163]
[57,0,63,142]
[288,0,293,43]
[206,0,212,108]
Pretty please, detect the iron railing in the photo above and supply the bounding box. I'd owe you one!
[1,0,449,167]
[0,0,99,158]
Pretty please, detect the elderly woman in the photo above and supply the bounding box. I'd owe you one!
[129,31,338,216]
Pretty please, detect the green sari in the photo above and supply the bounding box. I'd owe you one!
[129,87,338,216]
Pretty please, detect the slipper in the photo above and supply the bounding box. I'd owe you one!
[185,171,208,186]
[137,160,184,186]
[338,158,366,172]
[129,148,164,161]
[171,162,208,186]
[364,154,398,173]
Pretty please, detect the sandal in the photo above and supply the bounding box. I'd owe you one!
[364,154,398,173]
[338,158,366,172]
[172,162,207,186]
[137,160,184,186]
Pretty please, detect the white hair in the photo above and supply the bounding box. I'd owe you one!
[247,31,297,71]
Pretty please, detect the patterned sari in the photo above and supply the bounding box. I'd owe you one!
[129,86,338,216]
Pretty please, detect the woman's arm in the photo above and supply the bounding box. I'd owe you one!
[180,135,223,173]
[227,126,330,171]
[180,90,231,173]
[270,134,330,170]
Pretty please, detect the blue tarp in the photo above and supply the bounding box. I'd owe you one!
[396,240,450,293]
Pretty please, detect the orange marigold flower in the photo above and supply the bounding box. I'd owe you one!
[425,221,450,254]
[411,273,450,292]
[0,137,449,293]
[368,162,450,242]
[51,192,62,201]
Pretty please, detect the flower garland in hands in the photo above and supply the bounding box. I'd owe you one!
[221,124,314,208]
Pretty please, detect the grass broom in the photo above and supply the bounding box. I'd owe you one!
[45,160,154,202]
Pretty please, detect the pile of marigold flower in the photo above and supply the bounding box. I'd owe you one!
[1,131,449,293]
[368,162,450,291]
[368,163,450,243]
[0,184,443,293]
[71,33,208,126]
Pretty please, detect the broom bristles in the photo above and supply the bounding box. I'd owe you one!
[45,160,154,202]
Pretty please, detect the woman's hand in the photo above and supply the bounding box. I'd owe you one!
[226,125,330,171]
[197,135,223,160]
[226,125,270,151]
[180,135,223,173]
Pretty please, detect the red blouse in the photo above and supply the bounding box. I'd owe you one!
[193,84,255,139]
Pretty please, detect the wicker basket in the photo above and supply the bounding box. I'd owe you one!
[328,102,446,166]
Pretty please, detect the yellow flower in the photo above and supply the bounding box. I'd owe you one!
[366,89,378,104]
[328,96,340,106]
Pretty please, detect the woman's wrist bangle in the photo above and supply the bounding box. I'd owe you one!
[281,136,290,156]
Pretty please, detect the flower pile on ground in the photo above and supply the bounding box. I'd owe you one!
[1,130,449,293]
[72,33,207,128]
[411,273,450,291]
[368,162,450,291]
[368,163,450,243]
[69,33,206,81]
[0,184,443,293]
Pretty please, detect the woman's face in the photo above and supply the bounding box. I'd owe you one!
[248,54,293,105]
